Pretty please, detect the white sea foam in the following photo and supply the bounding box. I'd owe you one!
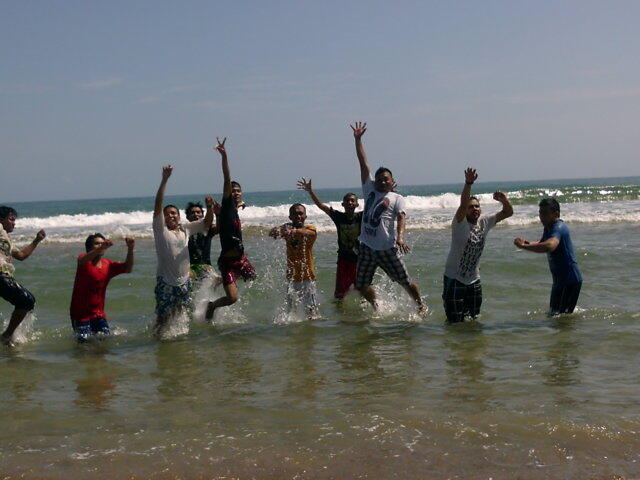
[11,195,640,243]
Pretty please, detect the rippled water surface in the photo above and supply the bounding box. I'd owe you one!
[2,182,640,479]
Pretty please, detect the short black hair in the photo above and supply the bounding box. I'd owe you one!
[375,167,393,178]
[289,203,306,215]
[0,206,17,219]
[185,201,203,217]
[469,196,479,203]
[85,233,106,252]
[343,192,357,202]
[539,197,560,214]
[163,204,180,215]
[231,181,242,190]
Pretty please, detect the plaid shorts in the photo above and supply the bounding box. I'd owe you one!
[154,276,192,318]
[355,244,411,288]
[442,276,482,323]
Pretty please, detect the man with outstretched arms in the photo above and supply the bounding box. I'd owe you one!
[514,198,582,315]
[153,165,214,335]
[0,206,46,347]
[350,122,425,313]
[206,138,257,320]
[443,168,513,322]
[297,178,362,299]
[70,234,135,341]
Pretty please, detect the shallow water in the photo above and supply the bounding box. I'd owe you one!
[2,215,640,478]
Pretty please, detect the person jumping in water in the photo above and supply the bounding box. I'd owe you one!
[297,178,361,300]
[0,206,46,347]
[70,234,135,341]
[350,122,425,314]
[206,138,256,320]
[514,197,582,315]
[443,168,513,322]
[153,165,215,335]
[270,203,319,318]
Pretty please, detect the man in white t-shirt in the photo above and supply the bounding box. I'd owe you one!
[0,205,46,347]
[443,168,513,322]
[350,122,425,314]
[153,165,214,335]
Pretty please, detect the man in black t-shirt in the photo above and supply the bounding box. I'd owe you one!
[206,138,256,320]
[297,178,362,299]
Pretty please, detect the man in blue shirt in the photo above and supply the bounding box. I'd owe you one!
[514,198,582,315]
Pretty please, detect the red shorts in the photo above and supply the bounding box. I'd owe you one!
[334,258,357,298]
[217,254,257,286]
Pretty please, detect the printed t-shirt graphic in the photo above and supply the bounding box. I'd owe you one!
[358,179,406,251]
[328,210,362,262]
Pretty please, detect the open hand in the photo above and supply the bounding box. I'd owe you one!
[464,168,477,184]
[162,165,173,181]
[125,237,135,249]
[297,177,312,192]
[350,121,367,139]
[34,230,46,243]
[396,237,411,254]
[212,199,221,215]
[204,196,214,208]
[214,137,227,156]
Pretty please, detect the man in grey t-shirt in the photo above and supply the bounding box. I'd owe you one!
[443,168,513,322]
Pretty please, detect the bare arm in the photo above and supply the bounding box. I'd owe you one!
[395,212,411,254]
[350,122,370,185]
[297,178,331,215]
[514,237,559,253]
[493,191,513,223]
[454,168,477,223]
[78,239,113,264]
[154,165,173,217]
[214,137,232,199]
[12,230,46,261]
[203,196,215,231]
[124,238,135,273]
[269,224,317,239]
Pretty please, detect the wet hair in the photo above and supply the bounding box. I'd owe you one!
[469,196,480,204]
[163,204,180,215]
[539,197,560,214]
[289,203,306,215]
[185,201,203,217]
[0,206,17,219]
[375,167,393,178]
[85,233,106,252]
[231,181,242,191]
[343,192,357,202]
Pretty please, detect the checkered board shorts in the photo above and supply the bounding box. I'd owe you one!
[442,276,482,323]
[355,244,411,288]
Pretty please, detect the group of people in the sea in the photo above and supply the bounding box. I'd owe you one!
[0,123,582,346]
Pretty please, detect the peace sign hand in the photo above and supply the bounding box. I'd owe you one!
[214,137,227,156]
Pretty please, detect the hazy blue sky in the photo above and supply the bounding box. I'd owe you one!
[2,1,640,202]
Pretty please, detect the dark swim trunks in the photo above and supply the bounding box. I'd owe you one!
[72,317,110,342]
[217,254,256,286]
[442,275,482,323]
[0,273,35,310]
[549,282,582,315]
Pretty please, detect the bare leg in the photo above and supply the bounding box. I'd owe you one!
[403,282,426,313]
[357,285,378,310]
[1,308,30,346]
[206,283,238,320]
[154,315,171,337]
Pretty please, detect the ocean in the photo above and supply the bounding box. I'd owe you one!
[1,177,639,479]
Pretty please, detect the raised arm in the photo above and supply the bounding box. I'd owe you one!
[350,122,370,185]
[203,196,215,231]
[513,237,559,253]
[12,230,46,261]
[78,239,113,264]
[493,191,513,223]
[123,237,135,273]
[297,178,330,215]
[154,165,173,217]
[214,137,232,199]
[454,168,477,223]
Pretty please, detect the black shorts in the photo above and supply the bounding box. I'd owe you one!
[442,276,482,323]
[550,281,581,315]
[0,273,35,311]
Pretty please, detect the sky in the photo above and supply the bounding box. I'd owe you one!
[2,0,640,202]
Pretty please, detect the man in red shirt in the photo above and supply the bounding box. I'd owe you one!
[70,233,134,342]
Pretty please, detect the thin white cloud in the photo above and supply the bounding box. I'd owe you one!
[78,77,123,90]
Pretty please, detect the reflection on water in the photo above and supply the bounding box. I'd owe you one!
[543,317,580,388]
[73,349,117,412]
